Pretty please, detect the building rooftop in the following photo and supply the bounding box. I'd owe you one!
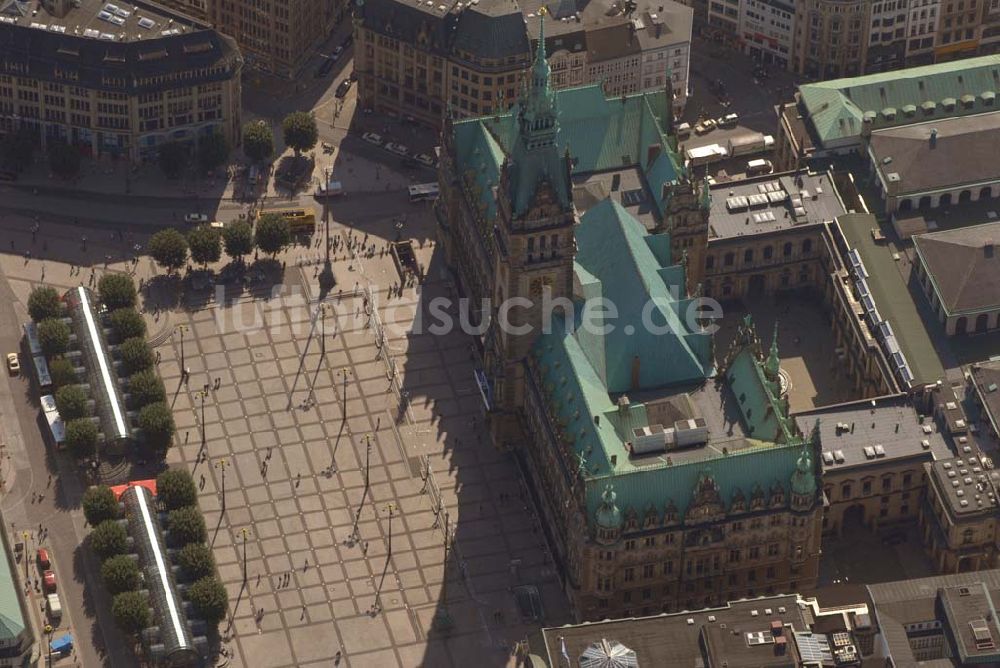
[521,0,691,45]
[927,454,999,517]
[940,583,1000,664]
[969,359,1000,436]
[357,0,460,54]
[797,55,1000,148]
[836,212,946,385]
[539,594,808,668]
[912,221,1000,317]
[0,0,207,41]
[793,394,951,473]
[0,532,26,647]
[572,166,660,231]
[868,570,1000,667]
[453,0,531,61]
[707,170,845,240]
[870,112,1000,197]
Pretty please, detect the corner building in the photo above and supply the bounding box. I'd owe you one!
[437,17,822,619]
[0,0,242,162]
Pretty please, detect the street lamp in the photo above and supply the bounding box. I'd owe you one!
[349,435,372,543]
[195,387,209,450]
[336,369,351,419]
[373,502,396,614]
[175,324,189,376]
[215,459,230,511]
[240,528,251,584]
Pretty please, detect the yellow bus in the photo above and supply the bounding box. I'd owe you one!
[258,206,317,234]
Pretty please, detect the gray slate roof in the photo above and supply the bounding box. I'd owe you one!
[913,221,1000,315]
[453,0,530,60]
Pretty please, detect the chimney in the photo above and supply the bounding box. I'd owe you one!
[631,355,641,390]
[647,143,661,167]
[594,415,601,427]
[930,128,938,148]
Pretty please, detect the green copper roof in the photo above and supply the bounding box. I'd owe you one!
[724,318,795,444]
[799,55,1000,145]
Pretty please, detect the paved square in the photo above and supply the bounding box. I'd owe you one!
[158,210,570,667]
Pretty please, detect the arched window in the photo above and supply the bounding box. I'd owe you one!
[706,255,715,269]
[802,239,813,254]
[783,242,793,257]
[763,246,773,260]
[744,248,754,263]
[724,252,734,267]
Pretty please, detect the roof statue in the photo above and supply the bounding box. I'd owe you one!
[791,436,818,497]
[595,484,623,530]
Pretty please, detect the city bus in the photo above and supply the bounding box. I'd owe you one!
[33,355,52,391]
[40,394,65,448]
[258,207,317,235]
[23,322,41,356]
[408,183,439,203]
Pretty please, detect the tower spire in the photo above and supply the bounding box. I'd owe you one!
[764,320,780,380]
[532,7,551,94]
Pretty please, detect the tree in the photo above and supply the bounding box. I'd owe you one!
[108,308,146,341]
[82,485,120,526]
[138,401,175,451]
[177,543,216,581]
[47,140,81,179]
[90,520,128,561]
[65,418,98,459]
[156,469,197,511]
[27,286,62,322]
[0,126,35,172]
[49,357,78,388]
[128,369,165,408]
[281,111,318,156]
[98,273,137,310]
[55,385,88,420]
[222,221,253,263]
[102,554,141,595]
[111,591,150,635]
[147,228,188,274]
[197,131,229,174]
[254,213,291,257]
[37,318,70,357]
[187,576,228,625]
[118,337,154,375]
[158,142,188,179]
[167,506,206,546]
[242,121,274,163]
[187,224,222,268]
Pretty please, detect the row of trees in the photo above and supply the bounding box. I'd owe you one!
[146,215,291,274]
[241,111,318,162]
[84,471,227,638]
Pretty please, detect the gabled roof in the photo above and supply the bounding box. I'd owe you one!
[799,55,1000,146]
[452,0,529,60]
[913,221,1000,316]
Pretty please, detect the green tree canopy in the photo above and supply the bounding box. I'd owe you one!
[177,543,216,581]
[27,286,62,322]
[102,554,141,595]
[111,591,150,635]
[167,506,207,546]
[187,576,228,625]
[242,121,274,162]
[97,273,137,310]
[82,485,120,526]
[0,127,35,172]
[148,228,189,274]
[138,401,175,452]
[127,369,165,408]
[197,131,229,174]
[254,213,291,257]
[281,111,318,156]
[47,140,81,179]
[55,384,88,421]
[156,469,197,511]
[118,336,154,375]
[222,220,254,262]
[37,317,70,357]
[158,142,188,179]
[91,519,128,561]
[65,418,98,459]
[187,224,222,268]
[108,308,146,341]
[48,357,78,389]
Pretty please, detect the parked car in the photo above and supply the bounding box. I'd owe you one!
[361,132,383,146]
[45,594,61,624]
[415,153,436,168]
[184,213,208,224]
[321,141,335,153]
[718,112,739,128]
[694,120,715,135]
[6,353,18,376]
[43,570,56,593]
[335,79,352,99]
[36,548,50,570]
[315,58,335,78]
[385,142,409,156]
[343,34,354,47]
[331,45,344,61]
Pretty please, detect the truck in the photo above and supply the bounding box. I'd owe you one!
[727,133,776,157]
[685,143,728,166]
[46,593,62,624]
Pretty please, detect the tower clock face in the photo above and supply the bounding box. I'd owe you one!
[530,274,554,298]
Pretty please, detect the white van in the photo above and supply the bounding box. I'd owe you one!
[46,593,62,623]
[746,158,773,176]
[676,122,691,138]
